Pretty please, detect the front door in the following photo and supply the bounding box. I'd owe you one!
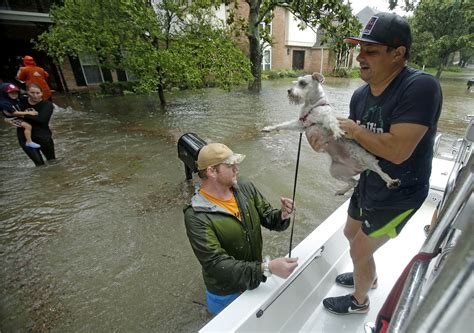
[292,50,305,70]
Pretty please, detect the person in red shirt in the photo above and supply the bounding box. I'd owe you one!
[16,55,52,101]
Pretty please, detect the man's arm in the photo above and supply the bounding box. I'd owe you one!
[16,67,26,81]
[254,189,291,231]
[344,72,441,164]
[339,119,428,164]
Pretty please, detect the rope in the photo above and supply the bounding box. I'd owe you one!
[288,132,303,258]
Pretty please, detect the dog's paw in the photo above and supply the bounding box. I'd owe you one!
[262,126,275,132]
[332,127,345,140]
[387,179,401,189]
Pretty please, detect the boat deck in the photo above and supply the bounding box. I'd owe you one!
[302,203,436,332]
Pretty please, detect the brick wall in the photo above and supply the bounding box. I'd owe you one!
[60,57,81,91]
[271,7,290,69]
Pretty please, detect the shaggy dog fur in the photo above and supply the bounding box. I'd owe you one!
[262,72,400,195]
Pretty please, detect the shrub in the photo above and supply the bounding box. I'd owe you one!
[262,69,305,80]
[445,66,463,73]
[100,81,139,96]
[330,68,360,78]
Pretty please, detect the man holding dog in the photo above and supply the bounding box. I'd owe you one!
[184,143,298,315]
[308,12,442,314]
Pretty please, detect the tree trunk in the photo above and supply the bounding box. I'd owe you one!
[158,83,166,107]
[247,0,262,93]
[155,66,166,107]
[436,55,449,79]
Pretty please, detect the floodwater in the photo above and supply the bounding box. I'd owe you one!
[1,70,472,332]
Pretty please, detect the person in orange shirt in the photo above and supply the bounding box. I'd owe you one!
[184,143,298,315]
[16,55,52,101]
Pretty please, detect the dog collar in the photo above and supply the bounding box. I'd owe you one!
[299,100,331,122]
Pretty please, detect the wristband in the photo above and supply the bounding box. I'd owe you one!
[263,255,272,277]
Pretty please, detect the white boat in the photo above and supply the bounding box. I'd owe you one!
[200,120,473,333]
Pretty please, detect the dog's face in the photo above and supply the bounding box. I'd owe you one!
[288,72,325,105]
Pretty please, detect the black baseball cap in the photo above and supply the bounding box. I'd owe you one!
[344,12,412,50]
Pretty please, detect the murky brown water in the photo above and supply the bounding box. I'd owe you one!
[1,69,472,332]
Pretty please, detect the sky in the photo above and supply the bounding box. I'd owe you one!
[349,0,411,16]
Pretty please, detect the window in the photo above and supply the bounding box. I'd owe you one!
[79,54,104,84]
[125,70,138,81]
[259,20,272,71]
[262,49,271,70]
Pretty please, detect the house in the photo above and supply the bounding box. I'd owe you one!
[0,1,134,94]
[271,6,334,74]
[217,3,335,74]
[0,1,65,92]
[357,6,378,26]
[0,1,337,95]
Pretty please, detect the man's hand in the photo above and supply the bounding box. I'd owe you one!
[305,126,328,152]
[280,197,294,220]
[269,257,298,279]
[337,117,359,140]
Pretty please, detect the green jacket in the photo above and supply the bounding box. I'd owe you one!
[184,179,290,295]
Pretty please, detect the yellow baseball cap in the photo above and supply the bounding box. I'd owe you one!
[197,143,245,170]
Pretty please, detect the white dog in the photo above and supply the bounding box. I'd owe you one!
[262,72,400,195]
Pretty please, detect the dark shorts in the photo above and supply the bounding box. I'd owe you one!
[348,189,420,238]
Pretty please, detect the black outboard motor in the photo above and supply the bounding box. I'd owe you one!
[177,133,207,180]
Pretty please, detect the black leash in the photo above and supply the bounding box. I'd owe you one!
[288,132,303,257]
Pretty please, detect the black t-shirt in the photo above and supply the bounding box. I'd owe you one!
[18,96,54,139]
[349,67,442,209]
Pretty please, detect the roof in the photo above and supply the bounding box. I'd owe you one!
[356,6,378,26]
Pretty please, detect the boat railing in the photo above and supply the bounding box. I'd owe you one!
[256,245,325,318]
[433,134,464,160]
[433,133,442,156]
[403,204,472,332]
[387,121,473,333]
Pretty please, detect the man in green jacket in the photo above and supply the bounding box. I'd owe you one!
[184,143,299,315]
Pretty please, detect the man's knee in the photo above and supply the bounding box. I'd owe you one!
[343,225,356,241]
[344,216,361,241]
[349,231,389,261]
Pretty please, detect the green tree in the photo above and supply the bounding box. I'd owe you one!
[35,0,251,106]
[227,0,362,92]
[410,0,473,78]
[388,0,419,11]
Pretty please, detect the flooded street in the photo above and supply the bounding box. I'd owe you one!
[1,71,472,332]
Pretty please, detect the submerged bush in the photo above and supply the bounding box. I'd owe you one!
[263,69,305,80]
[330,68,360,78]
[100,81,139,96]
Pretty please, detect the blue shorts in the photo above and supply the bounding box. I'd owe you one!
[205,289,240,315]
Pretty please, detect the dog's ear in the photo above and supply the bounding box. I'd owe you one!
[312,72,325,84]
